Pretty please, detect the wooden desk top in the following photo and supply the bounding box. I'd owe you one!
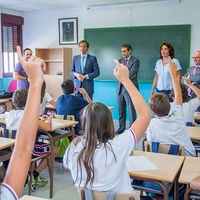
[50,118,78,132]
[0,137,15,150]
[179,157,200,184]
[187,126,200,141]
[20,195,48,200]
[0,98,12,104]
[129,150,185,183]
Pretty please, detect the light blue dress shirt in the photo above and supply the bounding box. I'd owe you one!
[155,58,181,90]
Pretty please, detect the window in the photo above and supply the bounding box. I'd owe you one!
[1,13,23,77]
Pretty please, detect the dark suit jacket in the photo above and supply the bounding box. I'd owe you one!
[182,66,200,98]
[70,54,100,97]
[116,56,140,95]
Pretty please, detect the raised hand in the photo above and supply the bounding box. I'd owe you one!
[183,77,192,86]
[17,46,45,87]
[168,57,177,76]
[113,59,129,84]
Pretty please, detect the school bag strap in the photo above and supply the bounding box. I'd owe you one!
[151,142,159,153]
[168,144,180,155]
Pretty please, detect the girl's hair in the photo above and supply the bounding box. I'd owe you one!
[160,42,175,59]
[41,81,46,103]
[170,85,189,103]
[70,102,116,188]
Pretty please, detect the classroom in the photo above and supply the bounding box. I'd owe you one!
[0,0,200,199]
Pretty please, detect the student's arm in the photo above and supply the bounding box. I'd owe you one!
[151,72,158,95]
[78,88,92,103]
[4,46,45,197]
[190,175,200,190]
[114,60,151,142]
[13,72,27,81]
[176,70,181,84]
[183,77,200,100]
[168,58,182,105]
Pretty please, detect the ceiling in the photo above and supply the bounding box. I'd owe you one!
[0,0,180,12]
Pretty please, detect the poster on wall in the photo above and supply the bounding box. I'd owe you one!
[58,17,78,45]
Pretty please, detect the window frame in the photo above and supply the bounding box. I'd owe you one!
[1,13,24,77]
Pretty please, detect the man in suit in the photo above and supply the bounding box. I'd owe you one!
[70,40,100,100]
[182,50,200,99]
[116,44,140,134]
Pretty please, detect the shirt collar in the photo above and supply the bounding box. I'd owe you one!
[81,53,88,59]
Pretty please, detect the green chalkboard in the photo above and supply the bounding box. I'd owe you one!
[84,25,191,82]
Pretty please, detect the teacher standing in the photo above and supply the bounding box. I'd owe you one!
[70,40,100,100]
[116,44,140,134]
[151,42,181,99]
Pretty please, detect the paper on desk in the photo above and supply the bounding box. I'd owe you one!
[126,156,158,172]
[52,121,66,127]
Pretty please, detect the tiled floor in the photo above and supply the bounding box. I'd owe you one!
[22,120,145,200]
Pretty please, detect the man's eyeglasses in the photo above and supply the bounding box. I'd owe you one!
[192,57,200,59]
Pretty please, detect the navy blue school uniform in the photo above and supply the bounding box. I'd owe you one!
[56,94,88,133]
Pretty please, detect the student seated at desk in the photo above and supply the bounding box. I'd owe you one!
[40,81,56,116]
[4,88,58,192]
[0,46,47,199]
[147,57,196,157]
[56,80,92,135]
[170,77,200,123]
[63,60,151,194]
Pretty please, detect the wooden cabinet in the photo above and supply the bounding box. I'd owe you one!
[35,48,72,99]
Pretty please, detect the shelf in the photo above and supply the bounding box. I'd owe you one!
[44,60,63,63]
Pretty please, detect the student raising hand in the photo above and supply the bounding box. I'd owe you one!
[17,46,46,86]
[1,46,46,199]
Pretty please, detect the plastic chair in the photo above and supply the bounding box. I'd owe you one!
[80,188,140,200]
[7,79,17,92]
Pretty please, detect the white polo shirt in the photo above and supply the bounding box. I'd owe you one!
[63,129,136,193]
[147,104,196,157]
[0,183,18,200]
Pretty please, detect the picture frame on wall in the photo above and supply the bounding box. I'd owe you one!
[58,17,78,45]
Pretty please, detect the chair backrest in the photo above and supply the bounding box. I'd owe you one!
[80,189,140,200]
[143,140,185,156]
[7,79,17,92]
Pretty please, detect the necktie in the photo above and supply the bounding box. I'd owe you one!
[81,56,85,73]
[188,66,199,96]
[124,58,128,66]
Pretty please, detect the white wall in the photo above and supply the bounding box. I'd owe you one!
[23,0,199,65]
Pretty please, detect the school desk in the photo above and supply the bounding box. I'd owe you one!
[129,150,185,200]
[20,195,48,200]
[45,103,115,111]
[38,118,78,198]
[0,137,15,150]
[178,156,200,199]
[0,137,15,163]
[187,126,200,142]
